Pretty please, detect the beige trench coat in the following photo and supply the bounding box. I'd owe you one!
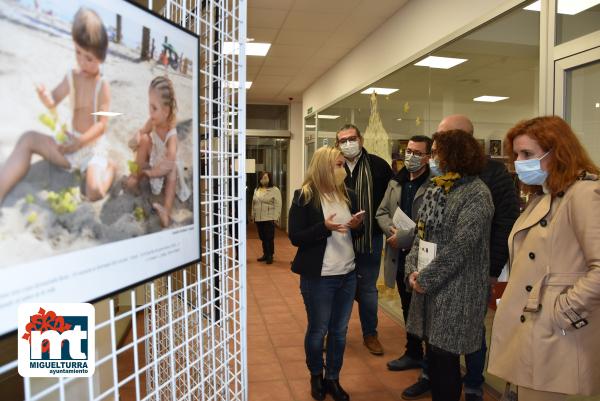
[488,175,600,395]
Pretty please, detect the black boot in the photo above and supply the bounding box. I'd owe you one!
[310,374,325,401]
[257,255,267,262]
[266,255,273,264]
[325,378,349,401]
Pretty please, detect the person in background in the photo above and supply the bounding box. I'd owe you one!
[402,115,520,401]
[405,130,493,401]
[375,136,432,378]
[251,171,282,264]
[488,116,600,401]
[336,124,393,355]
[288,146,365,401]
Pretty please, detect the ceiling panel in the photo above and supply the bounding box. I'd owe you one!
[247,28,280,42]
[283,11,344,32]
[248,8,288,29]
[248,0,295,10]
[291,0,361,12]
[268,44,320,59]
[246,0,410,103]
[275,29,331,46]
[352,0,409,19]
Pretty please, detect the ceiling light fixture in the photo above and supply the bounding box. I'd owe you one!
[473,95,509,103]
[596,102,600,108]
[414,56,467,69]
[91,111,123,117]
[360,87,399,95]
[396,118,403,121]
[317,115,340,119]
[305,125,316,128]
[524,0,600,15]
[226,81,252,89]
[223,41,271,56]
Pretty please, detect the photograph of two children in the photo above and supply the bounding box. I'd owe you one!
[0,0,199,276]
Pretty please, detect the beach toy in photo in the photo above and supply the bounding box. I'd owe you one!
[46,188,80,214]
[128,160,140,175]
[38,111,70,144]
[26,212,38,225]
[133,206,146,221]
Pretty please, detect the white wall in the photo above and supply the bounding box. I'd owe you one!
[302,0,520,116]
[287,101,304,231]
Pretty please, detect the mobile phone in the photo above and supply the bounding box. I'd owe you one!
[353,210,366,217]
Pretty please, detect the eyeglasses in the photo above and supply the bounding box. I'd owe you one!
[405,149,429,157]
[337,136,359,145]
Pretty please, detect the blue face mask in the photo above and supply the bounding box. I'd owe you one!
[514,152,550,186]
[429,159,442,177]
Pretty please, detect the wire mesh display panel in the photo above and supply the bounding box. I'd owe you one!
[0,0,247,400]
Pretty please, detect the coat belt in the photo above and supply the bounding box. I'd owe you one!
[523,272,586,313]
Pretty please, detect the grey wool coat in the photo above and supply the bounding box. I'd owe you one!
[404,177,494,355]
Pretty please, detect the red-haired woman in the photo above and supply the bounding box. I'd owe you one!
[488,116,600,401]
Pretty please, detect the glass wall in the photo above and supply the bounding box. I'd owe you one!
[554,1,600,45]
[304,114,317,170]
[317,3,539,172]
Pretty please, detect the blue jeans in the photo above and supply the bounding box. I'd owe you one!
[464,327,487,391]
[300,271,356,380]
[355,234,383,337]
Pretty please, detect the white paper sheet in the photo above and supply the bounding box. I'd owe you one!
[417,239,437,272]
[393,207,416,232]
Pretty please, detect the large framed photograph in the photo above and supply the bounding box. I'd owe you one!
[0,0,199,335]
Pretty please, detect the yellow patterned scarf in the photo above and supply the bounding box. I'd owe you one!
[417,172,462,240]
[431,172,461,194]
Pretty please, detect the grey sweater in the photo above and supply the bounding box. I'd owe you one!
[404,177,494,355]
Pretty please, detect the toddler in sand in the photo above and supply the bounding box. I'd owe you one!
[0,8,115,207]
[124,76,190,227]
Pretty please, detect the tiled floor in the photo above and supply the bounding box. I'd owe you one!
[247,225,498,401]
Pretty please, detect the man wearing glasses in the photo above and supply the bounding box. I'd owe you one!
[375,136,432,381]
[336,124,392,355]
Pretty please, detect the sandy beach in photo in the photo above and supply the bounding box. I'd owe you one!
[0,0,196,269]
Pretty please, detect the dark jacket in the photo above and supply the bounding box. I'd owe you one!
[288,189,363,277]
[343,149,393,236]
[478,158,520,277]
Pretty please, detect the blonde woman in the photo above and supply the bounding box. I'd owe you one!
[288,147,365,401]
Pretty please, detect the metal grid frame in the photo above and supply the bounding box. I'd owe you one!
[0,0,247,399]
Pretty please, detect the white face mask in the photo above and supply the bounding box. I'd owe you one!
[334,166,347,186]
[514,152,550,186]
[339,140,361,159]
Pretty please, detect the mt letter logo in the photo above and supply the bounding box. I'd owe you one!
[18,303,95,377]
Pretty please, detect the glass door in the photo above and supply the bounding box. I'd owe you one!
[246,137,289,229]
[555,47,600,165]
[304,114,317,171]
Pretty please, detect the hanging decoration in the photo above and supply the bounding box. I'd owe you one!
[363,93,392,165]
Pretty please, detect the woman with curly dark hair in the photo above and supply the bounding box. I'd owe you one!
[404,129,494,401]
